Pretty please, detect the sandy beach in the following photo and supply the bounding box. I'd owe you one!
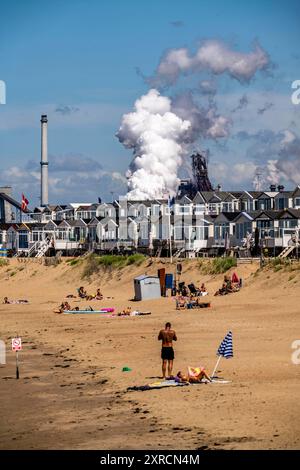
[0,257,299,450]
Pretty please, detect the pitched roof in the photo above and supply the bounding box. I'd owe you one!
[214,212,241,222]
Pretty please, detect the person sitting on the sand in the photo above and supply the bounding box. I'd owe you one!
[215,275,234,296]
[78,286,87,298]
[214,281,227,296]
[55,302,66,313]
[64,301,71,311]
[3,297,10,304]
[181,285,189,297]
[95,288,103,300]
[176,296,186,309]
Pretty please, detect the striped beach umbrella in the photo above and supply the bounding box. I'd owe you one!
[217,331,233,358]
[211,331,233,379]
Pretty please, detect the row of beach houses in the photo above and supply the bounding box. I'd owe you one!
[1,186,300,258]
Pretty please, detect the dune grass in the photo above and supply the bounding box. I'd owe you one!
[199,257,237,275]
[82,253,145,278]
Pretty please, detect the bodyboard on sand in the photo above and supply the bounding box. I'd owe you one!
[63,308,114,314]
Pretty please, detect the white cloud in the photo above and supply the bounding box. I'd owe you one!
[150,39,271,86]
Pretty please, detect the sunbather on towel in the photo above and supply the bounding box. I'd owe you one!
[176,367,212,383]
[3,297,29,304]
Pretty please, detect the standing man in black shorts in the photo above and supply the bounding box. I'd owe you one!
[158,322,177,379]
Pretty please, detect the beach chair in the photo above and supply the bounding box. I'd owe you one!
[188,283,201,297]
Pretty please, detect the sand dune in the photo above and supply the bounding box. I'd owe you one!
[0,257,299,450]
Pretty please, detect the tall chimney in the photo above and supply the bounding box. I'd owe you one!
[40,114,48,206]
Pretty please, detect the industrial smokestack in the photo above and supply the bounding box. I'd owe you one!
[40,114,49,206]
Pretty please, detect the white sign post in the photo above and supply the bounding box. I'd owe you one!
[12,337,22,379]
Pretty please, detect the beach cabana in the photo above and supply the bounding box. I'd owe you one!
[134,275,161,301]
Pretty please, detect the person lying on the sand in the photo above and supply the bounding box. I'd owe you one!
[3,297,29,304]
[118,306,131,316]
[176,368,212,383]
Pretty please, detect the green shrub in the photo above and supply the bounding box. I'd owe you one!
[0,259,8,267]
[69,258,80,266]
[199,257,237,275]
[126,253,145,266]
[81,254,146,278]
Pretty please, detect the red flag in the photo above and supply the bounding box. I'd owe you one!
[21,194,29,211]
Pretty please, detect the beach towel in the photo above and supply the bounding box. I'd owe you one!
[127,380,189,391]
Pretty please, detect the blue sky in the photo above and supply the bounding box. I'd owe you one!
[0,0,300,204]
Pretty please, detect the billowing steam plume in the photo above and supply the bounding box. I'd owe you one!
[117,39,272,199]
[116,89,191,200]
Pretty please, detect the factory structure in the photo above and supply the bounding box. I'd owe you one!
[1,115,300,259]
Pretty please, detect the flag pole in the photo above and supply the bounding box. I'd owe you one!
[211,355,222,379]
[168,197,173,264]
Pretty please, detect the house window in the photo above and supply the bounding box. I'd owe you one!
[256,219,274,237]
[179,205,191,214]
[214,223,229,240]
[152,205,160,216]
[236,222,252,240]
[174,226,183,240]
[194,204,205,213]
[294,198,300,207]
[19,230,29,249]
[279,219,297,229]
[32,232,40,242]
[195,226,209,240]
[223,203,232,212]
[277,198,285,210]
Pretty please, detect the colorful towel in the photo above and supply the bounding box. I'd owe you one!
[127,380,189,391]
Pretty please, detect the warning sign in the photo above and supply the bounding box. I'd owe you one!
[12,337,22,351]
